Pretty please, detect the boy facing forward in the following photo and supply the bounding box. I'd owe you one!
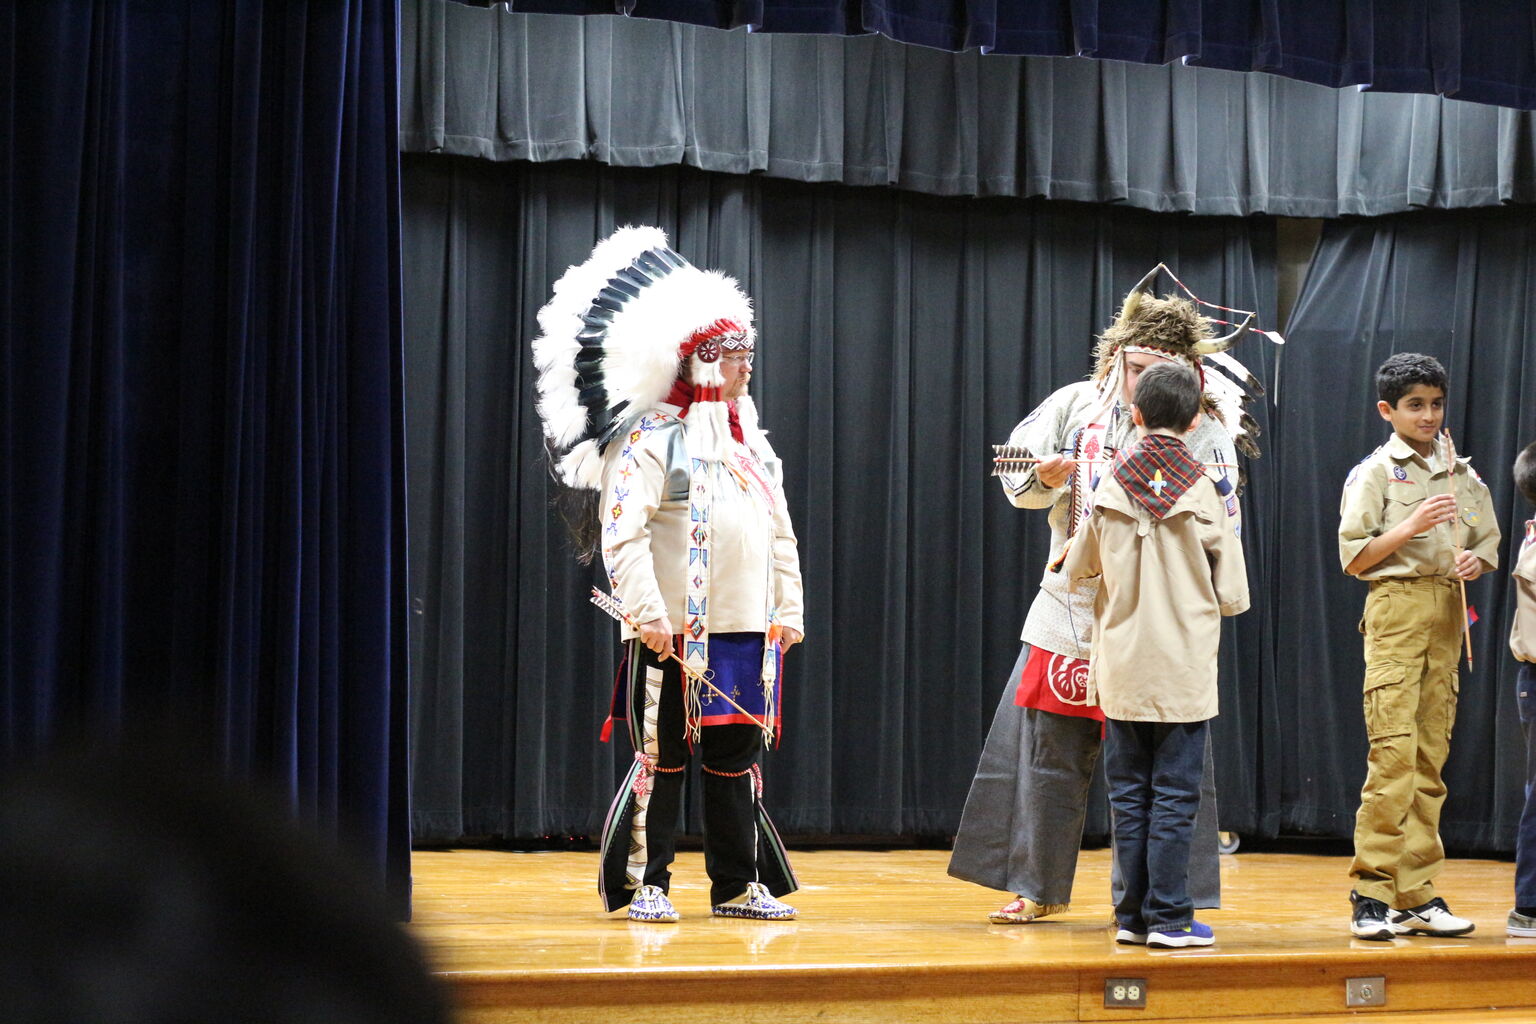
[1338,353,1500,940]
[1063,363,1249,948]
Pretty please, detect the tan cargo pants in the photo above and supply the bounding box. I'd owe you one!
[1350,576,1463,908]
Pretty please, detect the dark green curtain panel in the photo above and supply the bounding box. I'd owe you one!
[1274,208,1536,852]
[1,4,411,912]
[402,154,1280,843]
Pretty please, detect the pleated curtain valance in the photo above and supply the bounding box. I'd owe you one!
[402,1,1536,216]
[445,0,1536,114]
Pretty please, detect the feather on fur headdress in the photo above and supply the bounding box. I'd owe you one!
[1092,264,1274,459]
[532,226,756,489]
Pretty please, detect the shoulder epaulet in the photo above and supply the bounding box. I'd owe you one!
[1345,446,1383,487]
[1206,467,1240,518]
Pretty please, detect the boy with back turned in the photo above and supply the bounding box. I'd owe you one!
[1338,353,1500,940]
[1062,362,1249,947]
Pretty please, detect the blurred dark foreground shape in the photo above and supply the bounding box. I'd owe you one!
[0,744,453,1024]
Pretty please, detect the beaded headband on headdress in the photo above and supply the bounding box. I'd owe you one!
[683,318,753,362]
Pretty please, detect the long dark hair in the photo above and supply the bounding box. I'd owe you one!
[546,439,603,564]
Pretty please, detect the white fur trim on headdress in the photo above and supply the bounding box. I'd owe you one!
[531,226,758,488]
[532,226,670,450]
[603,269,753,396]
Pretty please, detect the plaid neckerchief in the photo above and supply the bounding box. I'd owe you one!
[1111,434,1204,519]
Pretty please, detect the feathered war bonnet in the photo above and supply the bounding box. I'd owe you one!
[531,225,758,492]
[1090,263,1269,459]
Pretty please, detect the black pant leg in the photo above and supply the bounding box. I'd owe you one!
[701,722,764,906]
[636,642,692,893]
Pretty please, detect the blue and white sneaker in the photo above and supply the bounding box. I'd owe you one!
[1391,898,1474,937]
[1147,921,1214,948]
[628,884,679,922]
[1114,927,1148,945]
[712,881,797,920]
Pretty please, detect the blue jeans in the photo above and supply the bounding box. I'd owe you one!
[948,644,1224,909]
[1106,718,1208,933]
[1518,663,1536,909]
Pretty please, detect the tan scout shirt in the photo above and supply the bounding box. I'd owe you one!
[1061,445,1250,723]
[997,380,1239,660]
[1511,520,1536,663]
[1337,433,1500,579]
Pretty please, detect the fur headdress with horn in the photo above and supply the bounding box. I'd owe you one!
[1091,264,1266,458]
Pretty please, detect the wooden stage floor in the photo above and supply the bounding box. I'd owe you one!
[409,847,1536,1024]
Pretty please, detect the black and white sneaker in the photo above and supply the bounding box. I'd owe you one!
[1350,890,1395,940]
[1391,897,1474,937]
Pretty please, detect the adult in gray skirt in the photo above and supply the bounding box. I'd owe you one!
[949,274,1264,922]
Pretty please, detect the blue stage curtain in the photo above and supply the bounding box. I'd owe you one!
[0,3,411,914]
[471,0,1536,110]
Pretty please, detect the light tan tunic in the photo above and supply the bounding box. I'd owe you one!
[1062,445,1250,723]
[601,407,805,639]
[1337,433,1500,579]
[1511,520,1536,664]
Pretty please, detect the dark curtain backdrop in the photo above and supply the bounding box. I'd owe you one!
[446,0,1536,112]
[1,4,411,912]
[1274,208,1536,853]
[401,4,1536,216]
[402,153,1281,844]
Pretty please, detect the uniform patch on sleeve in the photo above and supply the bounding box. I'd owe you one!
[1345,451,1375,488]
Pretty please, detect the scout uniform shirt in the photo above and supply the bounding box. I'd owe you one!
[1060,433,1250,723]
[1338,433,1500,579]
[998,381,1240,661]
[1512,520,1536,663]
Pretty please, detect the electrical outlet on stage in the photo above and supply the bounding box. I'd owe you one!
[1346,976,1386,1007]
[1104,978,1148,1008]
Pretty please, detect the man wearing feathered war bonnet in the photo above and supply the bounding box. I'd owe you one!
[532,226,806,923]
[949,266,1267,924]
